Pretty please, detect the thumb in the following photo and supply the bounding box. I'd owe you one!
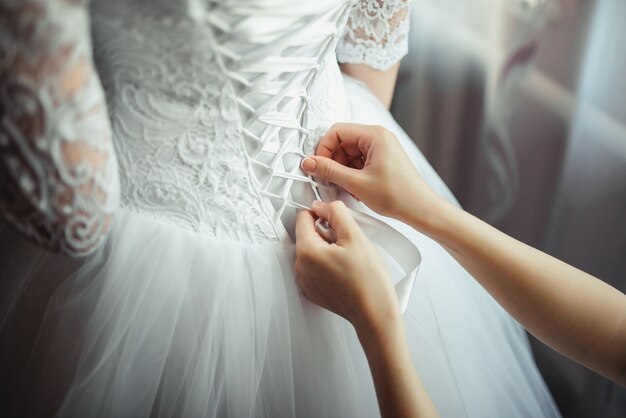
[311,200,363,243]
[301,156,360,190]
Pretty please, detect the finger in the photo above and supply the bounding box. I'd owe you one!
[311,200,363,243]
[316,123,377,160]
[316,135,363,161]
[295,210,327,249]
[348,156,365,170]
[341,142,365,160]
[301,156,362,191]
[333,146,350,167]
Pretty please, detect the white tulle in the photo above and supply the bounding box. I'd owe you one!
[344,76,560,417]
[0,77,560,417]
[0,0,560,416]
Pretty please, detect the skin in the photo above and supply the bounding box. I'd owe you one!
[295,203,439,418]
[295,122,626,416]
[340,63,401,109]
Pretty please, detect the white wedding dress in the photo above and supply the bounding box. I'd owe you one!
[0,0,560,417]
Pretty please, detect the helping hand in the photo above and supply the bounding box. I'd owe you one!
[294,201,399,332]
[301,123,443,229]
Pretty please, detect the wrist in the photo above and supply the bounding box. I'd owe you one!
[422,196,452,236]
[398,190,448,234]
[355,309,406,367]
[353,297,403,348]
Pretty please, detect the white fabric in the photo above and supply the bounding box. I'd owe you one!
[343,75,561,417]
[0,0,119,256]
[0,1,560,417]
[345,206,421,313]
[337,0,412,70]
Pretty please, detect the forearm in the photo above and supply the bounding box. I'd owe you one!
[295,202,438,415]
[408,198,626,385]
[356,313,439,418]
[340,63,400,109]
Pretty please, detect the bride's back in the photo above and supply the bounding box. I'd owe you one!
[0,3,560,417]
[91,0,355,243]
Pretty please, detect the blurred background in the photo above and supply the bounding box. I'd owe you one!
[391,0,626,416]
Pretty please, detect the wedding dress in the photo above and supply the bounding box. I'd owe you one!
[0,0,560,417]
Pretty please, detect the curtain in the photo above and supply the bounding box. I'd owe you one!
[392,0,626,416]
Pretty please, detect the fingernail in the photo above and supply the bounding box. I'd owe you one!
[312,200,323,207]
[301,158,316,173]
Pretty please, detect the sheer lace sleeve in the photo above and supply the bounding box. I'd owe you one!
[337,0,412,71]
[0,0,119,257]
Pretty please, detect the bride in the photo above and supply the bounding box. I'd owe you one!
[0,0,559,416]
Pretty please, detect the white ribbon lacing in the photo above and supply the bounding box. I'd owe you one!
[204,1,421,312]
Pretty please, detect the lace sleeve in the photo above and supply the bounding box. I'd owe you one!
[337,0,412,71]
[0,0,119,257]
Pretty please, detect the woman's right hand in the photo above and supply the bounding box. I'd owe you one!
[301,123,446,229]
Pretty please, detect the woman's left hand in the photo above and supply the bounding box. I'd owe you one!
[296,201,441,418]
[294,200,400,332]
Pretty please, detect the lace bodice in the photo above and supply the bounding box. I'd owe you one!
[0,0,412,255]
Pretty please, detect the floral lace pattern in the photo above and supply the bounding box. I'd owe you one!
[91,1,279,243]
[337,0,412,71]
[0,0,119,256]
[0,0,413,251]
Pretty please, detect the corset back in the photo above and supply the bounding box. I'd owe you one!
[91,0,353,242]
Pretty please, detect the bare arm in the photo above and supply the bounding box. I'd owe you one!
[412,200,626,386]
[337,0,411,108]
[301,122,626,386]
[357,311,439,418]
[340,63,400,109]
[295,204,439,418]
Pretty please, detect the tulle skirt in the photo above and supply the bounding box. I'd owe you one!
[0,77,560,417]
